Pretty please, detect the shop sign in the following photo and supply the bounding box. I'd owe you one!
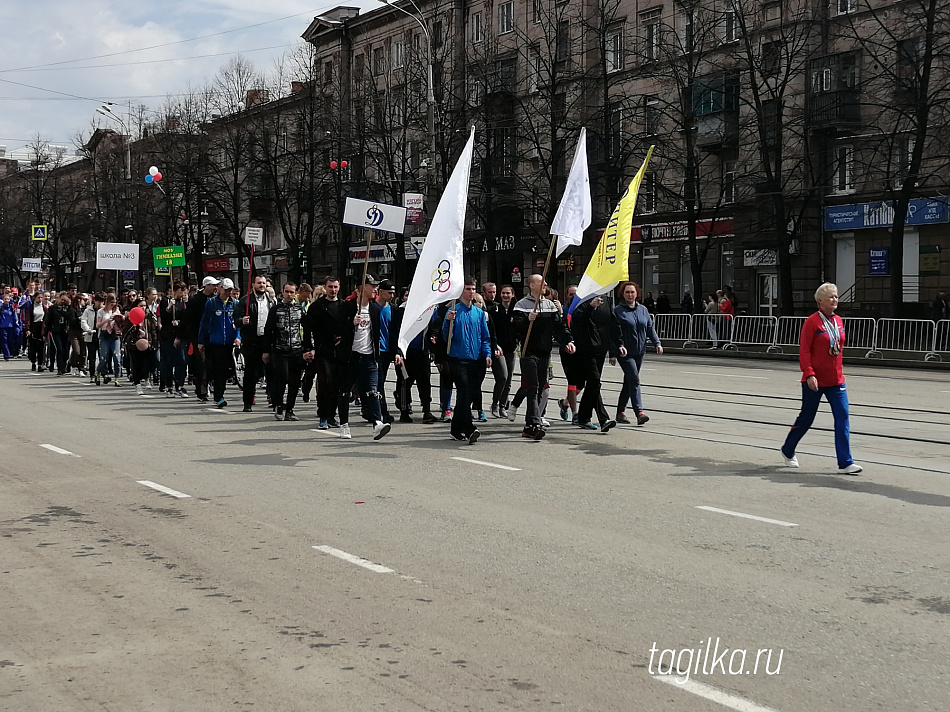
[920,245,941,276]
[743,249,778,266]
[203,257,231,272]
[824,197,949,231]
[868,247,889,275]
[631,218,735,242]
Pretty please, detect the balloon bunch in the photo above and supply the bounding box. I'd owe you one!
[144,166,163,184]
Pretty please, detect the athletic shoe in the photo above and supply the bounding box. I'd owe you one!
[559,399,569,420]
[178,389,189,398]
[521,425,545,441]
[783,454,799,468]
[636,411,650,425]
[318,419,329,429]
[578,421,597,430]
[477,411,487,423]
[498,407,508,419]
[449,433,466,441]
[274,407,283,420]
[216,398,228,409]
[31,363,36,371]
[284,411,298,422]
[490,405,499,418]
[242,405,252,412]
[839,463,863,475]
[302,393,310,403]
[95,375,101,386]
[399,412,413,423]
[166,390,176,398]
[468,429,480,445]
[601,419,617,433]
[198,396,209,402]
[114,379,121,387]
[145,381,153,390]
[383,413,395,424]
[136,384,145,396]
[339,424,352,439]
[422,412,437,424]
[540,418,551,427]
[616,412,631,424]
[327,419,340,428]
[571,414,579,425]
[440,409,452,422]
[373,421,391,441]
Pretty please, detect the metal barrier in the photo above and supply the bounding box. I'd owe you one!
[930,319,950,362]
[873,319,938,361]
[684,313,732,349]
[768,316,807,354]
[841,317,879,359]
[653,313,692,344]
[724,315,778,350]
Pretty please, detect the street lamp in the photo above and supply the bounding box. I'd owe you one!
[95,104,131,180]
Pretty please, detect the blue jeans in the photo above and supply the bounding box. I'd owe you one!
[97,334,122,377]
[339,353,382,425]
[617,354,645,414]
[782,382,854,469]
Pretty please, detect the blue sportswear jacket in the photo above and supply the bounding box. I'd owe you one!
[613,302,661,356]
[198,295,237,347]
[441,301,491,361]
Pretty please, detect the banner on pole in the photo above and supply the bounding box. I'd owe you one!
[152,246,186,268]
[244,227,264,246]
[96,242,140,271]
[343,197,407,234]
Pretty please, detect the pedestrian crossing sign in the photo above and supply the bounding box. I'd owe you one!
[32,224,48,241]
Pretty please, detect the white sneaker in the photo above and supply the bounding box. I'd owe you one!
[373,421,391,441]
[507,405,519,422]
[135,384,145,396]
[540,417,551,427]
[839,463,863,475]
[146,381,153,390]
[783,454,799,468]
[339,424,352,439]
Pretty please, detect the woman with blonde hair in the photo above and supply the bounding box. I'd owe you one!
[781,282,862,474]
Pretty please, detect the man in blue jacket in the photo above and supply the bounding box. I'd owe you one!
[198,278,237,408]
[441,277,492,444]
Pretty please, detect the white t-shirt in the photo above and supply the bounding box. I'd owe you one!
[255,292,270,337]
[351,303,373,355]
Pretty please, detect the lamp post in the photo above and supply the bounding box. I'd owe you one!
[95,104,132,180]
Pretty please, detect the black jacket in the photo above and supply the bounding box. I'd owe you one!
[512,296,573,359]
[339,298,382,359]
[305,296,346,360]
[571,300,622,357]
[185,290,213,341]
[158,297,187,341]
[487,300,517,353]
[263,300,312,355]
[234,291,276,347]
[44,304,78,336]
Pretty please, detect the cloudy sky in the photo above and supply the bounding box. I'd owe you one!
[0,0,376,153]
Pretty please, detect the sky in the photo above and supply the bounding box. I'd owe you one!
[0,0,377,154]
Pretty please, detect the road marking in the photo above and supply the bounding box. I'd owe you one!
[682,371,768,379]
[696,506,798,528]
[205,408,232,413]
[653,676,783,712]
[39,444,79,457]
[451,456,522,471]
[312,545,395,574]
[137,480,192,498]
[310,428,337,436]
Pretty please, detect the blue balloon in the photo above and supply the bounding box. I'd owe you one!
[144,175,154,184]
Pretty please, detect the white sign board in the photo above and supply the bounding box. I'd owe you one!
[21,258,42,272]
[343,197,407,235]
[96,242,140,271]
[244,227,264,246]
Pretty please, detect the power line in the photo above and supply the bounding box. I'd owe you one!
[7,44,293,72]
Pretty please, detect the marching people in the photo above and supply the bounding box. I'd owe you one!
[95,294,124,385]
[570,294,619,433]
[374,279,397,424]
[612,281,663,425]
[306,275,345,429]
[262,282,312,422]
[158,282,189,398]
[44,292,78,376]
[81,294,99,381]
[186,276,220,401]
[481,282,511,419]
[511,274,576,441]
[336,275,392,441]
[198,278,238,408]
[0,293,16,361]
[441,277,492,444]
[556,284,582,424]
[234,275,275,412]
[704,292,721,348]
[126,299,159,396]
[390,289,437,424]
[781,283,862,475]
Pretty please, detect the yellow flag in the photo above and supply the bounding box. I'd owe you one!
[569,146,655,312]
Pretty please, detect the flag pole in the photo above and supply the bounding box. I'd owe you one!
[446,299,457,352]
[358,230,374,307]
[521,236,557,354]
[246,244,254,312]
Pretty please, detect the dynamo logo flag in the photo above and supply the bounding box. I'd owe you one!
[568,145,655,315]
[551,127,592,257]
[397,127,476,356]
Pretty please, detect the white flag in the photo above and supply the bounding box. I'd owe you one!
[397,127,476,356]
[551,127,592,256]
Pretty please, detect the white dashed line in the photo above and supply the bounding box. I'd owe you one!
[310,428,338,436]
[205,408,232,413]
[682,371,768,379]
[312,545,395,573]
[39,444,79,457]
[451,456,522,471]
[137,480,192,498]
[695,506,798,528]
[652,676,783,712]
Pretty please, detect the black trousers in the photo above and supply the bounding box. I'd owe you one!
[301,358,318,401]
[518,354,549,427]
[28,333,45,367]
[576,350,610,425]
[205,344,231,401]
[240,343,266,407]
[394,349,432,414]
[450,358,483,438]
[51,332,69,374]
[271,352,305,412]
[190,340,208,398]
[377,353,394,420]
[316,357,343,421]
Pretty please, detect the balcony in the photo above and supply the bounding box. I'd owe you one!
[695,112,739,150]
[807,89,861,128]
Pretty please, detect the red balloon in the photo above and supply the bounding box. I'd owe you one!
[154,172,162,181]
[129,306,145,325]
[340,160,348,168]
[330,160,338,170]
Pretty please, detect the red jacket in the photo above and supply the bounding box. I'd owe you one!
[799,311,845,387]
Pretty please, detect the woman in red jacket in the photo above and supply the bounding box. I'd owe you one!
[781,283,862,474]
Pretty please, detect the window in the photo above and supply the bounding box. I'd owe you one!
[492,126,514,177]
[762,41,782,77]
[644,95,660,134]
[640,172,657,213]
[680,8,694,53]
[897,38,919,91]
[553,92,567,126]
[608,101,623,157]
[762,99,780,149]
[373,46,385,75]
[641,9,661,61]
[528,51,542,93]
[811,67,831,93]
[606,30,623,73]
[467,74,484,105]
[495,57,517,91]
[392,88,405,126]
[499,2,514,34]
[433,20,444,49]
[723,3,740,43]
[837,0,856,14]
[833,144,854,193]
[556,21,570,62]
[323,61,333,84]
[722,160,736,203]
[893,136,915,188]
[472,11,484,43]
[532,0,542,23]
[392,41,405,69]
[692,74,739,115]
[763,2,781,23]
[355,54,365,84]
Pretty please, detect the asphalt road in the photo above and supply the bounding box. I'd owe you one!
[1,354,948,712]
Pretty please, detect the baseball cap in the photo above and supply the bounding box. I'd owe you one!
[221,278,235,289]
[362,274,378,286]
[378,279,395,291]
[202,276,220,287]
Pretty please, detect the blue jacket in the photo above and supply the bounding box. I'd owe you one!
[198,295,236,347]
[613,302,661,356]
[442,301,491,361]
[0,302,16,330]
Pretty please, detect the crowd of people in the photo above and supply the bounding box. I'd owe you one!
[0,274,667,444]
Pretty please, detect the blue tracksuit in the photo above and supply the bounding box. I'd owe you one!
[198,296,237,347]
